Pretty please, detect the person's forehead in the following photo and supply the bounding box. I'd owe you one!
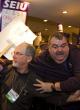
[50,37,67,44]
[15,45,26,53]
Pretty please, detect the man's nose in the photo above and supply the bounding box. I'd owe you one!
[13,53,17,59]
[57,46,63,51]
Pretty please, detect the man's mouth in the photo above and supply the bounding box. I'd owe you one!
[56,55,64,60]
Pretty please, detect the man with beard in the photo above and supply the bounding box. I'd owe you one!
[0,42,36,110]
[30,32,80,110]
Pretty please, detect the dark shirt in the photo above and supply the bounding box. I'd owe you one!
[1,67,34,110]
[30,45,80,92]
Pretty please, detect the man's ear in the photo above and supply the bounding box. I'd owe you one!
[27,56,32,63]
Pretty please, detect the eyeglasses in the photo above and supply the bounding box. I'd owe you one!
[13,52,25,56]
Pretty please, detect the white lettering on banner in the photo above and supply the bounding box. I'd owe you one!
[3,0,30,11]
[3,0,10,8]
[20,2,29,11]
[10,1,17,9]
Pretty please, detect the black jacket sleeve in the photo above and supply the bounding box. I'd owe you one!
[60,46,80,92]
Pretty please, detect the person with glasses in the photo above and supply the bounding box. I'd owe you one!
[0,42,36,110]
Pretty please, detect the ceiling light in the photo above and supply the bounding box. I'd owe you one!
[68,26,72,28]
[43,20,48,22]
[44,28,48,31]
[62,11,68,14]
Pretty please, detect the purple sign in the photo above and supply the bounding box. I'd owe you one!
[2,0,29,11]
[0,0,30,31]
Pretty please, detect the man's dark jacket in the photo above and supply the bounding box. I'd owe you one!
[30,45,80,92]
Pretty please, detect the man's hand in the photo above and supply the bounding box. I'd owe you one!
[67,90,80,102]
[33,79,54,93]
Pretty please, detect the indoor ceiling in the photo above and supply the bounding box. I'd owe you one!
[26,0,80,36]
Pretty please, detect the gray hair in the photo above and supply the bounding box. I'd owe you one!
[18,42,35,58]
[24,43,35,58]
[48,32,67,43]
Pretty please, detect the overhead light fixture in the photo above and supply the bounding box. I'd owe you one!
[62,11,68,14]
[44,28,48,31]
[43,20,48,22]
[68,26,72,28]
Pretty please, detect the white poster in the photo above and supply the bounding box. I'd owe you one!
[0,17,37,60]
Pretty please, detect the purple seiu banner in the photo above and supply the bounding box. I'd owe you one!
[0,0,30,31]
[2,0,30,12]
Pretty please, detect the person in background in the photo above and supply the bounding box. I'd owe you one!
[35,41,48,57]
[33,32,42,49]
[30,32,80,110]
[0,42,36,110]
